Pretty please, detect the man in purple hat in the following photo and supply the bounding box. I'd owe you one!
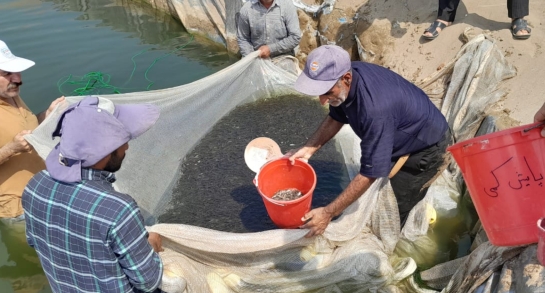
[22,96,164,293]
[289,45,451,237]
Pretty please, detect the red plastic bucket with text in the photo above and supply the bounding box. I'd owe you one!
[254,158,316,229]
[448,122,545,246]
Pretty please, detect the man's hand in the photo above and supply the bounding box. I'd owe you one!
[534,102,545,137]
[257,45,271,58]
[287,146,316,165]
[148,232,164,253]
[45,96,65,119]
[9,130,32,155]
[300,207,334,238]
[0,130,32,164]
[38,96,66,123]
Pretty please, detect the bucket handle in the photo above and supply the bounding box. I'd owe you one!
[523,122,545,134]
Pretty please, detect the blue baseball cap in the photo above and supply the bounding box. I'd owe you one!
[294,45,351,96]
[45,96,160,183]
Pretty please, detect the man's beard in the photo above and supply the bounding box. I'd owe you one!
[104,151,125,173]
[329,87,347,107]
[7,82,22,90]
[0,82,22,99]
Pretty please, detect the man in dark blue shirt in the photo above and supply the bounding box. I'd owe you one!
[290,45,450,237]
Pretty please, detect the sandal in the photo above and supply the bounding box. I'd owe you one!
[511,18,531,40]
[423,20,448,40]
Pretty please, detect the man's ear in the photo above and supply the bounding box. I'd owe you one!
[342,72,352,87]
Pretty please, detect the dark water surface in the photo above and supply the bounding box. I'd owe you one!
[0,0,234,291]
[159,95,351,232]
[2,0,234,113]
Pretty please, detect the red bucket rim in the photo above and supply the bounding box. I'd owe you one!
[258,158,317,205]
[447,122,544,152]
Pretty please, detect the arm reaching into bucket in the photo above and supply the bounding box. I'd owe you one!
[534,102,545,137]
[301,174,376,237]
[288,116,343,164]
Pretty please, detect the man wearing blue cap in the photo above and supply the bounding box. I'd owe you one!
[22,96,164,293]
[289,45,451,237]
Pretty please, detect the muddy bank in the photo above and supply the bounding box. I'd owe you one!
[138,0,544,126]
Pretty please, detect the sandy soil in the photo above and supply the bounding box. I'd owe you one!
[297,0,544,125]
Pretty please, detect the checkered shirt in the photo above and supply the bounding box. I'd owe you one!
[22,168,163,293]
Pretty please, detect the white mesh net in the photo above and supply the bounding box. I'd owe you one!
[26,33,533,292]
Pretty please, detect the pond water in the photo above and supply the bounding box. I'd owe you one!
[0,0,234,291]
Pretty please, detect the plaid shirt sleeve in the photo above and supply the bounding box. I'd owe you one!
[109,200,163,291]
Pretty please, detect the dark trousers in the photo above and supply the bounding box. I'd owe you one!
[437,0,529,22]
[390,130,453,227]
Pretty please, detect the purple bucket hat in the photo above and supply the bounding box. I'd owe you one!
[45,96,160,183]
[294,45,351,96]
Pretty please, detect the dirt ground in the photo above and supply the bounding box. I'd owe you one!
[297,0,544,125]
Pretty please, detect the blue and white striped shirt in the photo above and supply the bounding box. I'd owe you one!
[236,0,302,57]
[22,168,163,293]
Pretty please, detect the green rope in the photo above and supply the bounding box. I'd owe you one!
[57,36,195,96]
[123,48,151,87]
[144,35,194,90]
[57,72,124,96]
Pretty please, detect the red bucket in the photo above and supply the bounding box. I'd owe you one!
[448,122,545,246]
[254,158,316,229]
[538,218,545,265]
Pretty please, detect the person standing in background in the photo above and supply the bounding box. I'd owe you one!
[236,0,301,58]
[422,0,531,40]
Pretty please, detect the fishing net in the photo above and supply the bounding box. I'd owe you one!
[26,33,539,293]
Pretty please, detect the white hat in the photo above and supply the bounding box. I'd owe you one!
[0,40,35,72]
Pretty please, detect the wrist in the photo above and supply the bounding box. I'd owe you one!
[267,44,277,55]
[0,145,14,164]
[6,143,17,156]
[303,145,318,156]
[324,205,337,217]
